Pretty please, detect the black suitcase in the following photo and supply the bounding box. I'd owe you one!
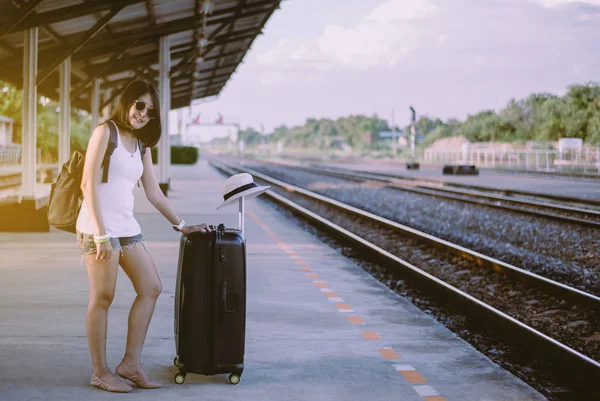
[173,223,246,385]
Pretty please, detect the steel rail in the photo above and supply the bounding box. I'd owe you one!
[209,157,600,381]
[318,164,600,210]
[251,160,600,229]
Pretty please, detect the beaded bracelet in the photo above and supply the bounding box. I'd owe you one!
[94,234,110,244]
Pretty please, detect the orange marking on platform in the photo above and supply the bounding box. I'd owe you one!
[347,316,365,324]
[300,266,311,271]
[307,273,319,278]
[323,291,339,298]
[335,303,352,310]
[401,370,427,383]
[361,331,381,340]
[315,282,328,288]
[378,348,401,359]
[424,398,446,401]
[295,259,305,264]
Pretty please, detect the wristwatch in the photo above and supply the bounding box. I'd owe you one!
[173,220,185,232]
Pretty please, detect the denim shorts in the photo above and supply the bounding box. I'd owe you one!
[76,231,146,257]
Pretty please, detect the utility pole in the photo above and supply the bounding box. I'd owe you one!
[391,109,396,158]
[410,106,416,159]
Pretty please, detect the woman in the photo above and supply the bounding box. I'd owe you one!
[76,80,210,393]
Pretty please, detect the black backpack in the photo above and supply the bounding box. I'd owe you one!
[47,120,146,233]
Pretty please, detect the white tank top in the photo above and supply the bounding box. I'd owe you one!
[76,124,144,237]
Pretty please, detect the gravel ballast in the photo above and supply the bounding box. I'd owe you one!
[247,163,599,296]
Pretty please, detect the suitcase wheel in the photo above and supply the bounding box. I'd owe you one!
[173,357,179,367]
[229,373,241,385]
[174,373,186,385]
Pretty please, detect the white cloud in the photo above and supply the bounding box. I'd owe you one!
[536,0,600,7]
[366,0,439,22]
[256,0,440,70]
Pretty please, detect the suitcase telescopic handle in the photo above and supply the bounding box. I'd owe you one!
[219,281,227,325]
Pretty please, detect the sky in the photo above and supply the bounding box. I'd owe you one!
[171,0,600,139]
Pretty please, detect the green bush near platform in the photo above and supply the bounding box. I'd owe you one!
[151,146,199,164]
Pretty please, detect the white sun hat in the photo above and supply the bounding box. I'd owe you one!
[217,173,270,210]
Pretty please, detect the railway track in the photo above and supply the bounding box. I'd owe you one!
[314,163,600,210]
[209,156,600,394]
[249,159,600,228]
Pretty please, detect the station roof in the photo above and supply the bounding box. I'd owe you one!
[0,114,14,123]
[0,0,281,111]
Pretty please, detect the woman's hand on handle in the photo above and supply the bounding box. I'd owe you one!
[181,223,214,235]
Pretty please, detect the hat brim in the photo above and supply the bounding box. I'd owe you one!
[217,185,271,210]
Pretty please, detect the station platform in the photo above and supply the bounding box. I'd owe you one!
[0,160,546,400]
[325,161,600,202]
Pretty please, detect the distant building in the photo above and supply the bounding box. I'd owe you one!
[0,115,14,145]
[170,133,183,146]
[378,130,407,147]
[558,138,583,153]
[0,115,19,164]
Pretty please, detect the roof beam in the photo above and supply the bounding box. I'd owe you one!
[101,60,239,90]
[172,72,231,90]
[206,0,246,92]
[0,0,43,42]
[43,0,278,62]
[101,48,243,79]
[170,29,259,79]
[169,21,231,78]
[94,49,191,79]
[71,37,141,100]
[86,29,254,81]
[188,0,202,103]
[8,0,143,32]
[37,6,125,86]
[200,1,279,99]
[172,77,227,98]
[7,0,93,84]
[145,0,156,25]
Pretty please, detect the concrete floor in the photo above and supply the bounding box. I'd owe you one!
[0,161,546,400]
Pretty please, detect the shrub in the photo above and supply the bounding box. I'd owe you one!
[151,146,198,164]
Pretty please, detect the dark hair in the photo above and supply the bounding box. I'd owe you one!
[106,80,162,148]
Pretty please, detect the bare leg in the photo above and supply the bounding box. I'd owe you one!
[117,242,162,384]
[85,250,131,390]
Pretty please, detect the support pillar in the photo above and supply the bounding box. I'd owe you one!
[22,27,38,199]
[1,27,49,232]
[91,79,100,129]
[58,56,71,166]
[101,88,112,120]
[158,35,171,196]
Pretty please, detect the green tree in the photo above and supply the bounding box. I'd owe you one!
[238,127,262,147]
[0,82,23,143]
[538,97,567,141]
[0,81,93,162]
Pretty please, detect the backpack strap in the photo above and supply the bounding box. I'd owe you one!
[100,120,118,183]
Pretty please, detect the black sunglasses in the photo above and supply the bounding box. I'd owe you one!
[134,100,157,120]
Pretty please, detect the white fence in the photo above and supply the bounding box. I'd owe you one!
[424,148,600,175]
[0,145,21,164]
